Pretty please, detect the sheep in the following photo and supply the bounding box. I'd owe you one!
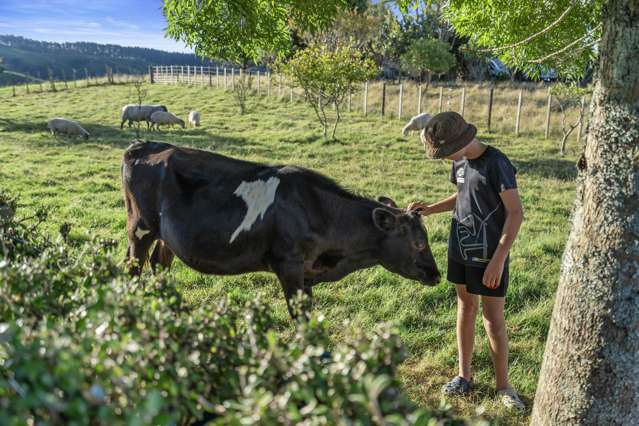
[188,110,200,127]
[402,112,432,137]
[47,118,90,139]
[120,104,168,129]
[149,111,185,131]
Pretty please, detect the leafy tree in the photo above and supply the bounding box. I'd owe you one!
[400,38,456,88]
[163,0,347,63]
[399,0,638,423]
[281,45,376,140]
[550,83,590,156]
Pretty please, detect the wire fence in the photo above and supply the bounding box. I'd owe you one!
[151,65,590,141]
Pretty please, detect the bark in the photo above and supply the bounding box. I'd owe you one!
[531,0,639,424]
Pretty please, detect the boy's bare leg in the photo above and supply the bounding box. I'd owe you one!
[456,284,479,380]
[481,295,509,390]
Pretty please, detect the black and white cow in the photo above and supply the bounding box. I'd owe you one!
[121,141,441,317]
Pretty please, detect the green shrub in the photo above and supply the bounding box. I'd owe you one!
[0,194,463,425]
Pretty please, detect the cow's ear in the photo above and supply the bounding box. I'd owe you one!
[377,196,398,208]
[372,208,398,233]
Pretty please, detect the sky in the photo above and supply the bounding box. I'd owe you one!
[0,0,192,52]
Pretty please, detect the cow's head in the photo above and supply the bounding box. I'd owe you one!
[373,196,440,285]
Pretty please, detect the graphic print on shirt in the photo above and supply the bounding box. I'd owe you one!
[455,205,500,263]
[456,167,465,184]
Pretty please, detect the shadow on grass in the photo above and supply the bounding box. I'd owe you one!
[513,158,577,182]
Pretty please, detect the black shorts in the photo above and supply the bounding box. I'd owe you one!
[447,257,509,297]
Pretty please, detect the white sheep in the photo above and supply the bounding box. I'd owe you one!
[402,112,432,137]
[120,104,167,129]
[149,111,185,130]
[188,111,200,127]
[47,118,90,139]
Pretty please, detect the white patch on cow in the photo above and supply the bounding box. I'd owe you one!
[135,227,151,240]
[229,177,280,244]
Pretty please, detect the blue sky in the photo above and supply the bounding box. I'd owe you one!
[0,0,192,52]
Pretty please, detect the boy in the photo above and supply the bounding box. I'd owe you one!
[408,112,525,410]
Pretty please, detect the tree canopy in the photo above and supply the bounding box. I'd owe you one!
[401,38,456,84]
[163,0,347,63]
[398,0,602,78]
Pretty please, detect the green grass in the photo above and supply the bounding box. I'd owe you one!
[0,82,577,425]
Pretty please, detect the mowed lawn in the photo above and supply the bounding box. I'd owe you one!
[0,82,577,425]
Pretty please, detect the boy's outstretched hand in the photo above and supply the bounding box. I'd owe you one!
[407,201,431,216]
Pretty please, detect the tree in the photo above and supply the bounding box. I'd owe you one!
[163,0,347,63]
[550,83,590,156]
[398,0,638,422]
[400,38,456,89]
[130,78,147,139]
[281,45,376,140]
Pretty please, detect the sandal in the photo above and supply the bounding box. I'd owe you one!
[441,376,473,396]
[498,386,525,411]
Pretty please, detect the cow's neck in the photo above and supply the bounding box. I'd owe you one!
[330,196,388,256]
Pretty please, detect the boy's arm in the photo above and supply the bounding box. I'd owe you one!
[408,192,457,216]
[483,188,524,289]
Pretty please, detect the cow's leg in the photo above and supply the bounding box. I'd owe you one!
[124,193,155,276]
[126,226,155,276]
[150,240,175,273]
[272,258,309,320]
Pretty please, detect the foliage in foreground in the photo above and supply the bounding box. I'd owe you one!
[0,193,463,425]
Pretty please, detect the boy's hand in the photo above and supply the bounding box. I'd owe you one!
[483,256,505,289]
[407,201,431,216]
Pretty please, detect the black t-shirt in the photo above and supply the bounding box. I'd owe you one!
[448,146,517,267]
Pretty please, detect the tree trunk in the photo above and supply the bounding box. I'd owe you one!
[531,1,639,424]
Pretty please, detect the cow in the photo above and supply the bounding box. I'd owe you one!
[121,141,441,318]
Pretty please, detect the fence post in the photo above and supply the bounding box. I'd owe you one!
[149,66,154,84]
[363,81,368,116]
[487,86,494,132]
[381,82,386,117]
[515,88,523,136]
[257,70,261,95]
[348,87,352,112]
[268,72,272,97]
[438,86,443,113]
[25,81,30,94]
[278,74,282,97]
[398,83,403,120]
[208,67,212,87]
[224,68,227,89]
[545,88,552,139]
[460,87,466,117]
[417,84,422,114]
[289,82,293,102]
[12,86,15,97]
[577,96,586,143]
[216,66,219,88]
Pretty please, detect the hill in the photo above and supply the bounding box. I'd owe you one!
[0,35,215,85]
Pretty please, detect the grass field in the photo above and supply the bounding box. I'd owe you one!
[0,81,578,425]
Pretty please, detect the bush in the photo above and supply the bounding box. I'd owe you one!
[0,194,463,425]
[281,44,377,140]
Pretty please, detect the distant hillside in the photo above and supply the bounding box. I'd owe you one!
[0,35,216,85]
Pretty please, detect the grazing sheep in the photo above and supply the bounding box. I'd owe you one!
[47,118,90,139]
[188,110,200,127]
[402,112,432,137]
[120,104,168,129]
[149,111,185,130]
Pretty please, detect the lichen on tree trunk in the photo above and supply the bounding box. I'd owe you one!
[531,0,639,424]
